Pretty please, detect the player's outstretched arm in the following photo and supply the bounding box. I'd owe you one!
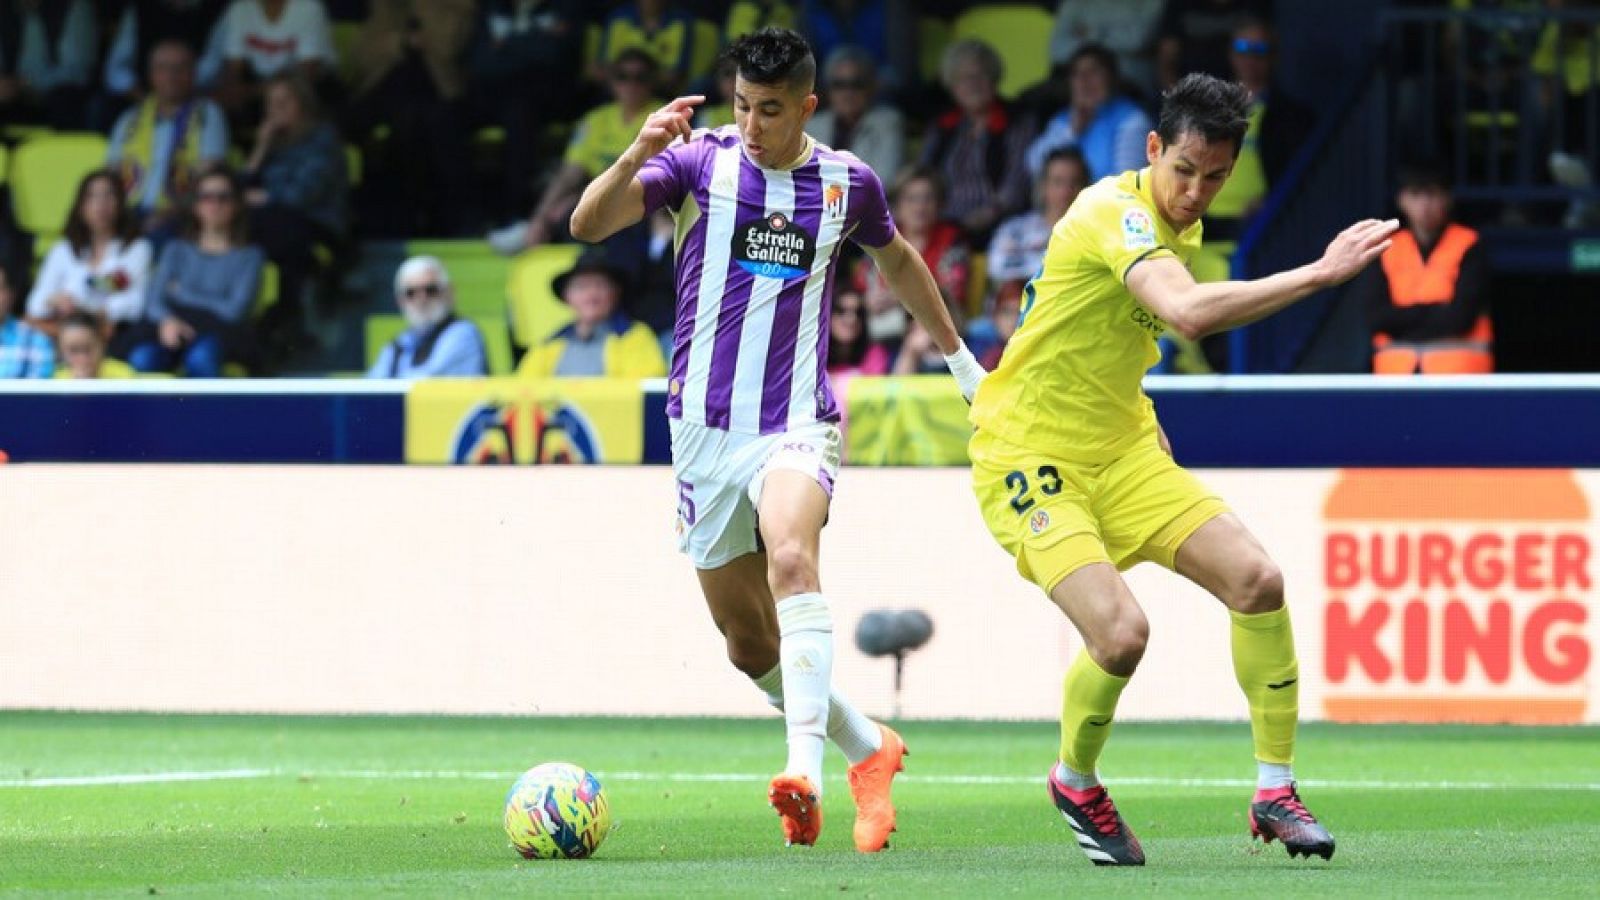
[863,233,986,400]
[569,95,705,244]
[1126,218,1399,340]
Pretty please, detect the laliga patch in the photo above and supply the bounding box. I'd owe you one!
[1029,510,1051,535]
[734,212,816,280]
[1122,208,1157,250]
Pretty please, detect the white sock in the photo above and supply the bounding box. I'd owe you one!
[1053,760,1100,790]
[776,593,832,795]
[1257,761,1294,790]
[754,665,882,766]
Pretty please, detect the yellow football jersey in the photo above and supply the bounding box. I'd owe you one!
[970,168,1202,463]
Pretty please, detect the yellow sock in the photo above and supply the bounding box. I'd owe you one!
[1059,649,1130,775]
[1230,606,1299,765]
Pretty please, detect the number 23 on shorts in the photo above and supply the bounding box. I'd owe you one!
[1005,465,1063,515]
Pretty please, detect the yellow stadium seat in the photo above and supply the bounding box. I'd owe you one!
[331,21,362,88]
[365,313,512,376]
[442,256,512,319]
[507,244,582,348]
[0,143,9,185]
[689,18,723,83]
[344,142,363,188]
[951,5,1054,99]
[252,262,280,319]
[9,132,111,235]
[405,239,497,259]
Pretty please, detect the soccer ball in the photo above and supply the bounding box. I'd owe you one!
[503,762,613,859]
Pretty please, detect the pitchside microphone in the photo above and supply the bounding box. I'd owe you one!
[855,609,934,719]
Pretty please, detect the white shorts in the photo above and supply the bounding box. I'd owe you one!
[669,418,843,570]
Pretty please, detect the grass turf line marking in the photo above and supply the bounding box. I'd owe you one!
[0,769,271,788]
[7,769,1596,791]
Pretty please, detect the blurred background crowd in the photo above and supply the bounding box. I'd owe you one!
[0,0,1595,382]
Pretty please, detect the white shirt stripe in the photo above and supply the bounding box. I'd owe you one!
[679,144,744,425]
[788,156,850,429]
[727,167,794,434]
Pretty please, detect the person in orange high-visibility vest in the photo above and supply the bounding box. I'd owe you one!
[1360,163,1492,374]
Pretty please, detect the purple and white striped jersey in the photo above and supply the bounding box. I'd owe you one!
[638,125,896,435]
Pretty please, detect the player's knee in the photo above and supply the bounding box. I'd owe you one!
[1231,559,1285,614]
[724,631,779,678]
[765,542,819,597]
[1095,610,1149,674]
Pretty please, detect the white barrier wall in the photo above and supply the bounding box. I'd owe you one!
[1,466,1593,723]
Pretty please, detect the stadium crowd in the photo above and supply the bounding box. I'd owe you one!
[0,1,1592,381]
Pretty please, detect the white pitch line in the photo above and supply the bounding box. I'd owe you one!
[0,768,271,788]
[3,768,1597,792]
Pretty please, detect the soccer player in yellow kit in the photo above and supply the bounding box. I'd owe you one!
[968,73,1398,866]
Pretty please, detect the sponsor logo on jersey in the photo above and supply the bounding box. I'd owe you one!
[824,182,845,218]
[734,211,816,280]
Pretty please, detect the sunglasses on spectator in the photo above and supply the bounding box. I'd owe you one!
[612,68,652,83]
[401,283,444,299]
[833,306,863,318]
[829,77,868,91]
[196,190,234,202]
[1233,38,1271,56]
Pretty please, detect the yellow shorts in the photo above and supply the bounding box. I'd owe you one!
[970,427,1230,593]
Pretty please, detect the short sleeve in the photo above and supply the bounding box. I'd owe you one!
[297,2,337,64]
[1080,196,1176,285]
[220,4,245,60]
[638,140,696,215]
[846,161,895,250]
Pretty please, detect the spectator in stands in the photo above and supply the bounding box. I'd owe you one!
[368,255,489,377]
[54,311,135,379]
[805,44,904,185]
[107,40,231,242]
[100,0,229,127]
[1155,0,1272,91]
[855,166,969,350]
[976,278,1023,370]
[25,170,152,356]
[918,39,1036,244]
[1201,15,1313,238]
[0,260,53,378]
[0,0,97,130]
[213,0,338,126]
[348,0,479,236]
[467,0,587,221]
[596,0,702,95]
[243,71,347,356]
[694,56,739,128]
[1049,0,1163,98]
[489,49,663,256]
[800,0,915,96]
[1026,44,1152,182]
[826,287,889,378]
[727,1,797,42]
[1537,1,1600,228]
[1358,164,1493,375]
[128,166,265,377]
[988,146,1088,290]
[517,247,666,379]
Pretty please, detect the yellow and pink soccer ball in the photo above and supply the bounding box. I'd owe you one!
[503,762,613,859]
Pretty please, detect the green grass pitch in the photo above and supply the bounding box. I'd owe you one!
[3,713,1598,896]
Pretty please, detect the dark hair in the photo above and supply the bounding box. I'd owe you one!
[828,288,869,368]
[721,27,815,94]
[64,169,139,256]
[1397,160,1451,193]
[59,309,107,341]
[1068,43,1119,83]
[1043,146,1089,177]
[182,164,250,246]
[612,46,659,76]
[890,164,946,207]
[1156,73,1251,158]
[264,70,323,131]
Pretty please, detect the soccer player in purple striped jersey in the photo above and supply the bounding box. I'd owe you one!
[570,28,985,852]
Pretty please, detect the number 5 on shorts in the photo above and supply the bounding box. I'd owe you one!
[677,480,697,526]
[1005,465,1063,515]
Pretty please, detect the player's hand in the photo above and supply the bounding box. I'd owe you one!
[632,95,705,158]
[943,340,987,404]
[1316,218,1399,287]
